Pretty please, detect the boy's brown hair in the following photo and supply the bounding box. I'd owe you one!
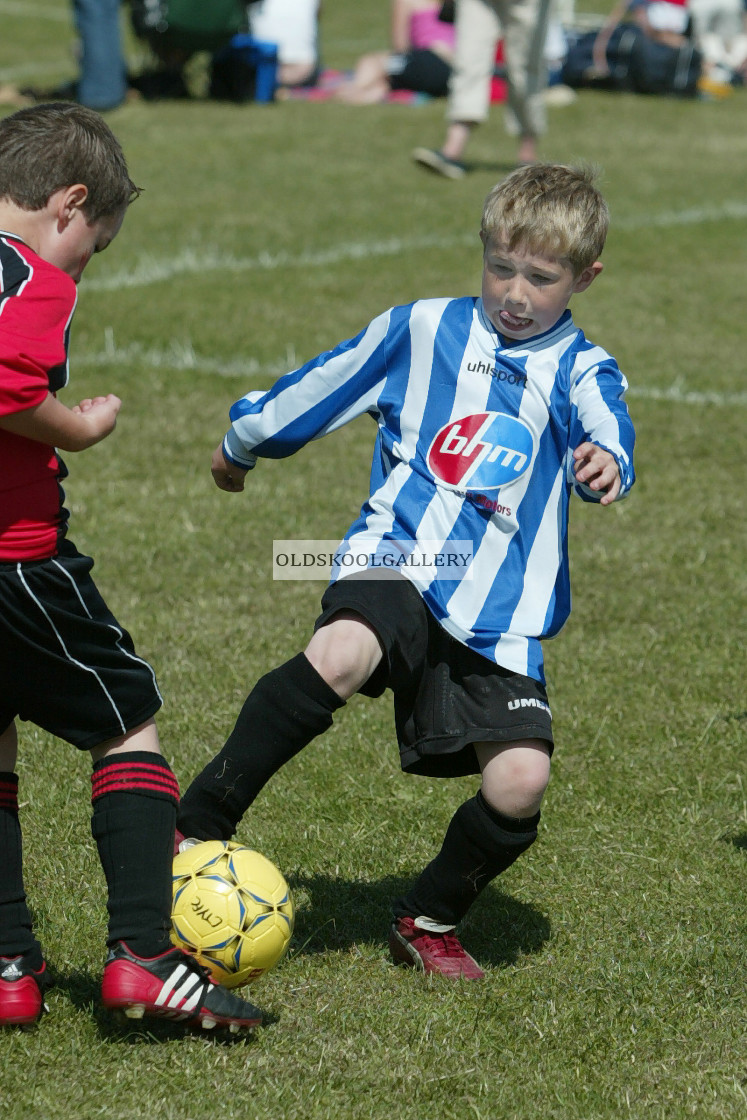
[0,102,139,221]
[481,163,609,276]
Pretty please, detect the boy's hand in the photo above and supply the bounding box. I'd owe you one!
[71,395,117,414]
[211,443,249,492]
[71,393,121,420]
[572,442,621,505]
[0,391,121,451]
[69,393,121,443]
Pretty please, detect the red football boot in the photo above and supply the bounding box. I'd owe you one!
[101,941,262,1032]
[389,917,485,980]
[0,955,52,1027]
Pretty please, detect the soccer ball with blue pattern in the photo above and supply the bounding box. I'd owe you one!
[171,840,294,988]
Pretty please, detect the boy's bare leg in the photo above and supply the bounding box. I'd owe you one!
[0,715,164,768]
[475,738,551,817]
[304,612,384,699]
[90,715,162,762]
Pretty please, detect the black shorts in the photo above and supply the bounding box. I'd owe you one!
[315,573,553,778]
[0,540,162,750]
[387,49,451,98]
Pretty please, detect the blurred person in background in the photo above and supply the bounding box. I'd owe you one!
[19,0,128,111]
[413,0,552,179]
[72,0,128,109]
[248,0,322,89]
[335,0,456,104]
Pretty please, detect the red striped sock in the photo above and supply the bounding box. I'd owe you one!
[91,752,179,958]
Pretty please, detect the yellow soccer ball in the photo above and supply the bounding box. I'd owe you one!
[171,840,294,988]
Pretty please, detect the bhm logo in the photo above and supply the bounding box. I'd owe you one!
[427,412,534,491]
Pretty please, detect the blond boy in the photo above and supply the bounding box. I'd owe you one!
[178,163,635,978]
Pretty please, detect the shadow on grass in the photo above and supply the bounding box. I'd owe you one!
[287,872,550,969]
[39,873,549,1036]
[724,833,747,851]
[51,967,272,1044]
[463,158,522,177]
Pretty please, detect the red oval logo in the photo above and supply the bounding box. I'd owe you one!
[427,412,533,491]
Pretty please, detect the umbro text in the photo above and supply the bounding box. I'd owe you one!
[508,697,552,716]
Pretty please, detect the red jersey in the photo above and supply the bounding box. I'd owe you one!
[0,232,77,560]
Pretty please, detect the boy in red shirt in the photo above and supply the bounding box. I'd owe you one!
[0,103,261,1033]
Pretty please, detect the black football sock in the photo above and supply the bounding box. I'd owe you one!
[178,653,345,841]
[392,791,540,927]
[90,752,180,958]
[0,774,43,968]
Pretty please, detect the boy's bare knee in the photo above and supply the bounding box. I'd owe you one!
[304,612,384,700]
[477,739,551,818]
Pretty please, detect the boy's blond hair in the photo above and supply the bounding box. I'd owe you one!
[0,102,139,222]
[481,163,609,276]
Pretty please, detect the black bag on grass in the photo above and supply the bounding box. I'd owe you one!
[561,24,702,96]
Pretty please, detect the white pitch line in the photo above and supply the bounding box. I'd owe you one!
[625,384,747,407]
[0,1,70,20]
[75,330,300,381]
[0,59,70,81]
[84,233,471,292]
[615,201,747,230]
[75,332,746,407]
[85,200,747,294]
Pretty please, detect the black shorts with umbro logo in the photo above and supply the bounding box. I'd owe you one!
[314,572,553,778]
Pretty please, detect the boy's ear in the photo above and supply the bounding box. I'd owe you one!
[573,260,603,293]
[55,184,89,226]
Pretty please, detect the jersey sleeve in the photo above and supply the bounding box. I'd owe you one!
[567,346,636,502]
[222,309,393,467]
[0,350,50,415]
[0,269,74,416]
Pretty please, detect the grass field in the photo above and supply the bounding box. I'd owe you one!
[1,3,746,1118]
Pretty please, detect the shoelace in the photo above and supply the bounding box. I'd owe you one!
[415,930,465,958]
[174,950,215,986]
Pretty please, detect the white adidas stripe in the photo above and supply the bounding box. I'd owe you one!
[171,974,206,1012]
[154,963,186,1006]
[153,962,206,1011]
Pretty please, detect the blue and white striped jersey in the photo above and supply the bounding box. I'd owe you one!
[223,297,635,682]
